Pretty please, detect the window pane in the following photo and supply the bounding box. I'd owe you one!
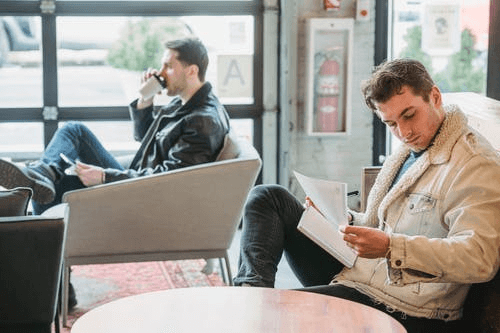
[57,16,254,107]
[0,122,44,159]
[57,17,146,107]
[183,16,254,105]
[389,0,490,153]
[231,118,253,144]
[391,0,489,94]
[0,16,42,107]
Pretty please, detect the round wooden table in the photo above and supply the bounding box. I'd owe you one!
[71,286,407,333]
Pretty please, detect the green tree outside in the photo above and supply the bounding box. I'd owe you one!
[107,18,193,72]
[398,26,433,74]
[397,25,485,93]
[433,28,485,93]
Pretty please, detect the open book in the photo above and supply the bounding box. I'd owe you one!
[294,171,357,268]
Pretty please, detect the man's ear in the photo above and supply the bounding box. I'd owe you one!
[430,85,442,108]
[187,64,199,79]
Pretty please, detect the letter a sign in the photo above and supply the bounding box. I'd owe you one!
[217,54,253,98]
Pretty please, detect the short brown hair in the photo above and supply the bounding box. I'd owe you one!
[165,38,209,82]
[361,59,435,112]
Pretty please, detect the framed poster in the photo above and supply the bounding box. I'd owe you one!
[422,2,461,56]
[306,18,353,135]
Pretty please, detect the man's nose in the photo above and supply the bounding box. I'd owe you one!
[158,65,167,75]
[398,124,412,139]
[157,70,168,82]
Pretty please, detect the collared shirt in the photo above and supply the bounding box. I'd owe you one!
[390,150,425,189]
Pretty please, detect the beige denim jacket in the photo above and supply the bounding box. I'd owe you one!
[336,106,500,321]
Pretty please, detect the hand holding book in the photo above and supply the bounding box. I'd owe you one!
[296,171,389,262]
[294,171,358,267]
[339,225,390,259]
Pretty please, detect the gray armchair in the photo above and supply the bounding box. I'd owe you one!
[50,135,262,325]
[0,187,67,333]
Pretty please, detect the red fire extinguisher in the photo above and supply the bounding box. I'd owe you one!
[324,0,341,11]
[317,97,338,132]
[316,58,340,132]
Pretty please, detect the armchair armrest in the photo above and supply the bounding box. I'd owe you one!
[0,214,66,325]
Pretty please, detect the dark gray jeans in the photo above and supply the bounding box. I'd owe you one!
[234,184,461,333]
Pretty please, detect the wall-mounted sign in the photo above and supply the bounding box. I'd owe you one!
[217,54,253,99]
[422,3,461,56]
[324,0,341,11]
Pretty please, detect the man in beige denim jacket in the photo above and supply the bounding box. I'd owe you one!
[234,59,500,333]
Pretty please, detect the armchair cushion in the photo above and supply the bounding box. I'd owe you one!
[216,131,241,161]
[0,187,32,217]
[460,271,500,332]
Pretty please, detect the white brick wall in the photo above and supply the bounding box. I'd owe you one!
[285,0,376,211]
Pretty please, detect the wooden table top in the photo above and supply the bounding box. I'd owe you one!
[71,286,407,333]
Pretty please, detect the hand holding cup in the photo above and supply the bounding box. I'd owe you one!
[137,68,167,108]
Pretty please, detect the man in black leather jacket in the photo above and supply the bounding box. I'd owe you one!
[0,37,230,213]
[0,37,230,311]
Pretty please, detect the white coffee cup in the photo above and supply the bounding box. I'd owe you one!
[139,74,167,100]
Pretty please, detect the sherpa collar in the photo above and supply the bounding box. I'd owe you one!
[363,105,468,227]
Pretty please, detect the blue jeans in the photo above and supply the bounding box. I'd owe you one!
[32,122,124,214]
[234,184,461,333]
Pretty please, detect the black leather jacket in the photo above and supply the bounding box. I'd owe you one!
[105,82,230,183]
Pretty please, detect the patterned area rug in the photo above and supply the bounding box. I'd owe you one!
[57,259,226,332]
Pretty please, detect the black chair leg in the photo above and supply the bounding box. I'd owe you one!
[54,309,61,333]
[54,270,62,333]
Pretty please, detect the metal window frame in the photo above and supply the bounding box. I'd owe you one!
[372,0,388,166]
[0,0,264,155]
